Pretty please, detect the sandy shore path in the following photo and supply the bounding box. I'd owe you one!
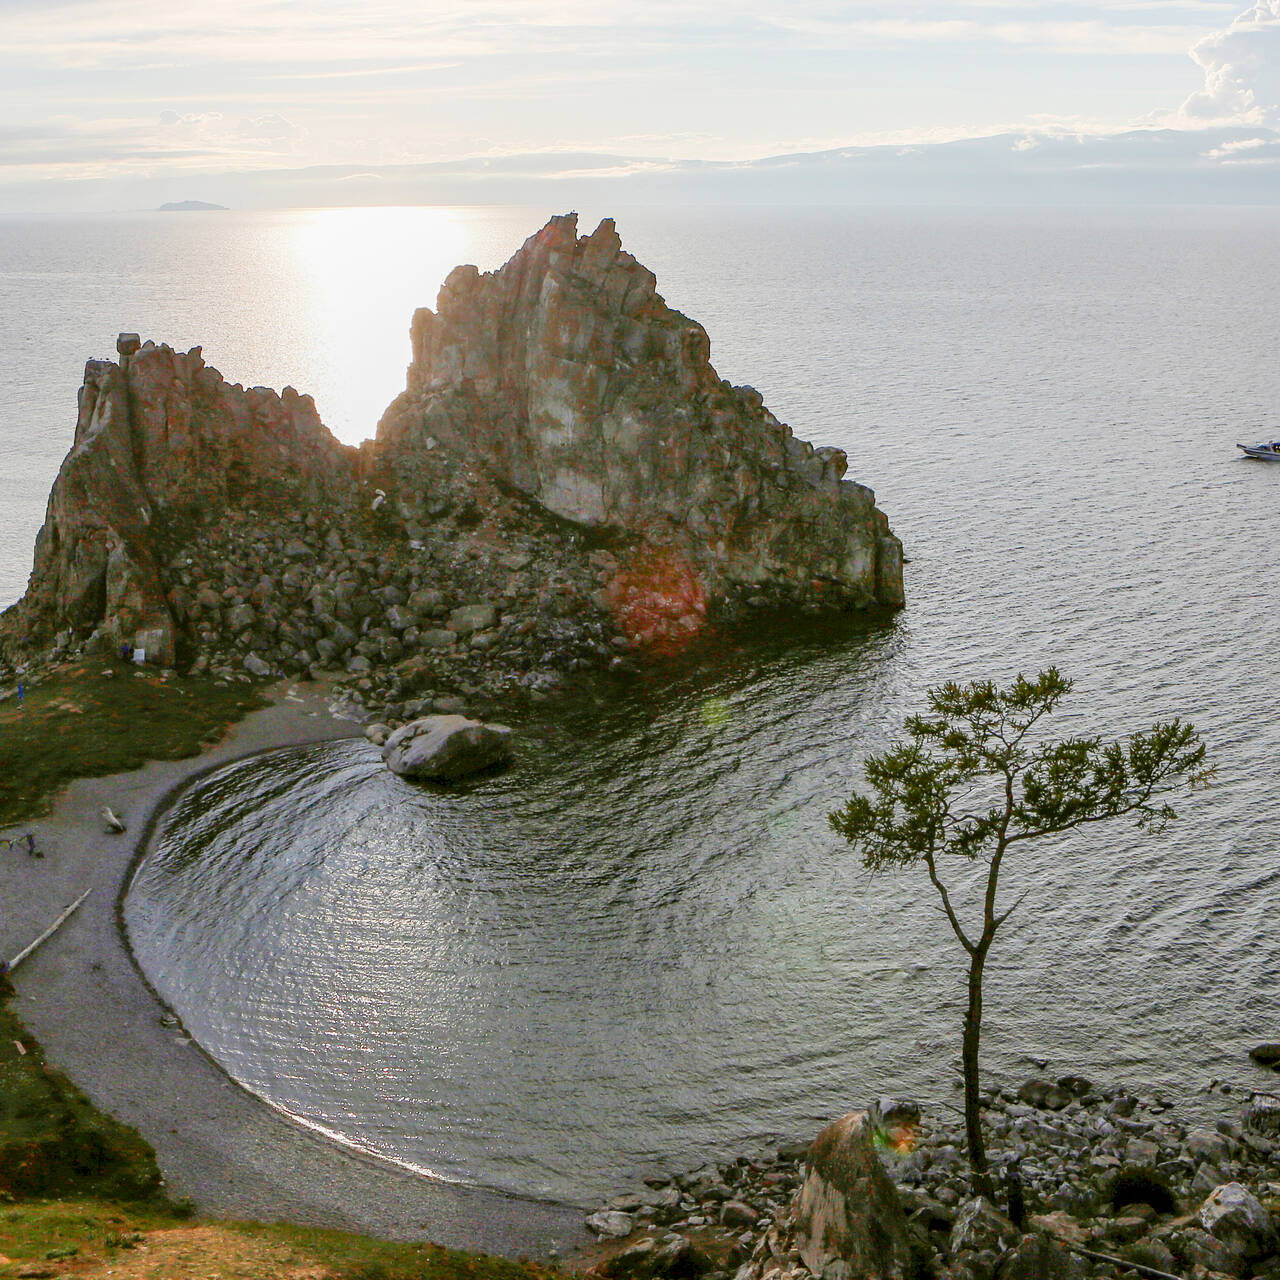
[0,680,587,1260]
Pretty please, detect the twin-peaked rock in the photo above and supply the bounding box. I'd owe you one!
[2,215,902,671]
[378,213,903,610]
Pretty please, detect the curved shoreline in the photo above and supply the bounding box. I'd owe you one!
[0,679,588,1259]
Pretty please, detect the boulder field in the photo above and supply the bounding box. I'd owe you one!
[0,214,901,712]
[581,1083,1280,1280]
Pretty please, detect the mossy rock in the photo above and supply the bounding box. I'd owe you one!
[1108,1165,1178,1215]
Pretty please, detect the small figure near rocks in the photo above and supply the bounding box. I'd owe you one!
[101,805,127,834]
[1002,1158,1027,1229]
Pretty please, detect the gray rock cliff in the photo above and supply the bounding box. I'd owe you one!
[6,335,356,665]
[2,215,902,678]
[377,213,903,611]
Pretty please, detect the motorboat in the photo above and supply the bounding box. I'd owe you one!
[1237,440,1280,460]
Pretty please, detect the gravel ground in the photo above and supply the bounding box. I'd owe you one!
[0,678,587,1261]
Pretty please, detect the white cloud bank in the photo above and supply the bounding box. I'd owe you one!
[1181,0,1280,124]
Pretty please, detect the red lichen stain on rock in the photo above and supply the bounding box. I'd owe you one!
[605,548,707,655]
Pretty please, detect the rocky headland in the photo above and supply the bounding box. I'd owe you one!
[0,214,902,733]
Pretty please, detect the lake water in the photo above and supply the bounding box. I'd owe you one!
[6,205,1280,1205]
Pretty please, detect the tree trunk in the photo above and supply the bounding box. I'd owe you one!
[963,942,994,1198]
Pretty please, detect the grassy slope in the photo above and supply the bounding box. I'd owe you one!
[0,1202,559,1279]
[0,993,558,1277]
[0,979,162,1204]
[0,660,267,828]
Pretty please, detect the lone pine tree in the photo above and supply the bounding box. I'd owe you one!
[828,668,1209,1193]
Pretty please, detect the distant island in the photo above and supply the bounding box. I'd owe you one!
[157,200,226,211]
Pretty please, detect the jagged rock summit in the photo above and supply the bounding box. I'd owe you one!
[1,215,901,683]
[8,335,355,667]
[379,213,903,612]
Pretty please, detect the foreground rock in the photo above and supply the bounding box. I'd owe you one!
[584,1081,1280,1280]
[381,714,513,780]
[791,1111,915,1280]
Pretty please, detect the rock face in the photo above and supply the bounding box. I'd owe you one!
[1,214,903,682]
[381,714,513,780]
[377,213,903,612]
[6,336,356,665]
[789,1111,915,1280]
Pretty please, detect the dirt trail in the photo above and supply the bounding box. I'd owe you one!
[10,1225,336,1280]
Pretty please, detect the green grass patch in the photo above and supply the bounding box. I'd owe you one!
[0,1198,179,1262]
[0,660,268,827]
[0,1201,561,1279]
[0,982,164,1203]
[229,1220,560,1280]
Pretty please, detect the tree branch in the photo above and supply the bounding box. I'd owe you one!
[993,887,1031,930]
[923,848,975,955]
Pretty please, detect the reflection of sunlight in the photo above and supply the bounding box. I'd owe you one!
[699,696,732,728]
[283,208,499,445]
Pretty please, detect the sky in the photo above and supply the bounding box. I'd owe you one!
[7,0,1280,208]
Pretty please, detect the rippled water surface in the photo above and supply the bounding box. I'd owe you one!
[12,205,1279,1204]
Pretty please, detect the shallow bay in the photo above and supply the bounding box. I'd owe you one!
[6,204,1279,1204]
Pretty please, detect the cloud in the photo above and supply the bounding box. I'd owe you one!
[0,108,308,183]
[0,0,1266,197]
[766,14,1200,56]
[236,112,306,145]
[157,108,305,153]
[0,0,1224,71]
[1203,132,1280,157]
[1180,0,1280,124]
[1207,132,1271,150]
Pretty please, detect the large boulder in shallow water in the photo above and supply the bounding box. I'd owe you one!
[382,714,513,780]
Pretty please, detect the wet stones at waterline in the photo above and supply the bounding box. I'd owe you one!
[584,1080,1280,1280]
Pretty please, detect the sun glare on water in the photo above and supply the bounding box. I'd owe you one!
[278,207,536,445]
